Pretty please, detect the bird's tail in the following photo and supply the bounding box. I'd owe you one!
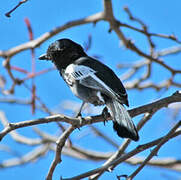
[106,99,139,141]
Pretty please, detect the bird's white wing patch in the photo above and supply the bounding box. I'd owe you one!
[64,64,96,84]
[81,73,117,98]
[64,64,121,101]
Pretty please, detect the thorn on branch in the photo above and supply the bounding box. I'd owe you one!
[8,123,14,128]
[15,78,24,85]
[108,28,112,33]
[117,174,128,180]
[124,6,145,27]
[106,167,112,172]
[169,34,177,41]
[173,90,181,96]
[93,21,97,27]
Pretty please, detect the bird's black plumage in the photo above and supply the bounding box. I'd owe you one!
[39,38,139,141]
[74,57,129,106]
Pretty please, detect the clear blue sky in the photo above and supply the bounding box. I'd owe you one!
[0,0,181,179]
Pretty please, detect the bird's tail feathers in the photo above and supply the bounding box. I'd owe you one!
[106,99,139,141]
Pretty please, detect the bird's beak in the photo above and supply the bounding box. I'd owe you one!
[38,53,51,60]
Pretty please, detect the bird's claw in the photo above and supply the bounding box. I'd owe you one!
[75,112,82,118]
[75,113,84,130]
[102,107,109,126]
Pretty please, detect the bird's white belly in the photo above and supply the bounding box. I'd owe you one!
[69,81,105,106]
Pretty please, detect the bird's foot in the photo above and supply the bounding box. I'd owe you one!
[75,113,83,130]
[75,111,82,118]
[102,107,109,126]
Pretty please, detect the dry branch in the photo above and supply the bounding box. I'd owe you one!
[46,126,75,180]
[1,0,181,179]
[0,145,49,168]
[5,0,28,17]
[62,122,181,180]
[0,91,180,141]
[127,121,181,179]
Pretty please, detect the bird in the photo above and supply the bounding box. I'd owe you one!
[39,38,139,141]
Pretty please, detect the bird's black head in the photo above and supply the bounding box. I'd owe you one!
[39,38,87,69]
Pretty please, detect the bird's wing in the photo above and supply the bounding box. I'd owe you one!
[64,64,123,103]
[74,57,129,106]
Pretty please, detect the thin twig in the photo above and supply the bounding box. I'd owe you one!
[62,126,181,180]
[127,121,181,180]
[5,0,28,17]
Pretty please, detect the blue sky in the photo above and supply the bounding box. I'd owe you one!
[0,0,181,180]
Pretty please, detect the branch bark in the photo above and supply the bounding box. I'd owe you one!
[0,91,180,141]
[62,123,181,180]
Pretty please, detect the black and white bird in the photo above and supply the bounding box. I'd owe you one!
[39,38,139,141]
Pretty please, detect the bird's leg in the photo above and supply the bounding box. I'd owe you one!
[75,101,86,129]
[75,101,85,118]
[102,106,109,126]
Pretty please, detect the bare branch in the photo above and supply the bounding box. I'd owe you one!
[126,156,181,172]
[1,1,181,179]
[102,0,181,75]
[62,124,181,180]
[0,91,180,141]
[128,91,181,117]
[62,145,181,172]
[0,145,49,168]
[90,125,119,148]
[156,46,181,57]
[0,12,104,58]
[89,111,155,179]
[123,6,181,44]
[0,98,31,105]
[5,0,28,18]
[0,111,42,145]
[127,121,181,180]
[46,126,75,180]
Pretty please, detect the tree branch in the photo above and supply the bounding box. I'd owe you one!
[46,126,75,180]
[62,124,181,180]
[0,91,180,141]
[0,145,49,168]
[0,12,104,58]
[127,121,181,179]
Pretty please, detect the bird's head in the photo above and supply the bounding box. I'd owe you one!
[39,38,86,69]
